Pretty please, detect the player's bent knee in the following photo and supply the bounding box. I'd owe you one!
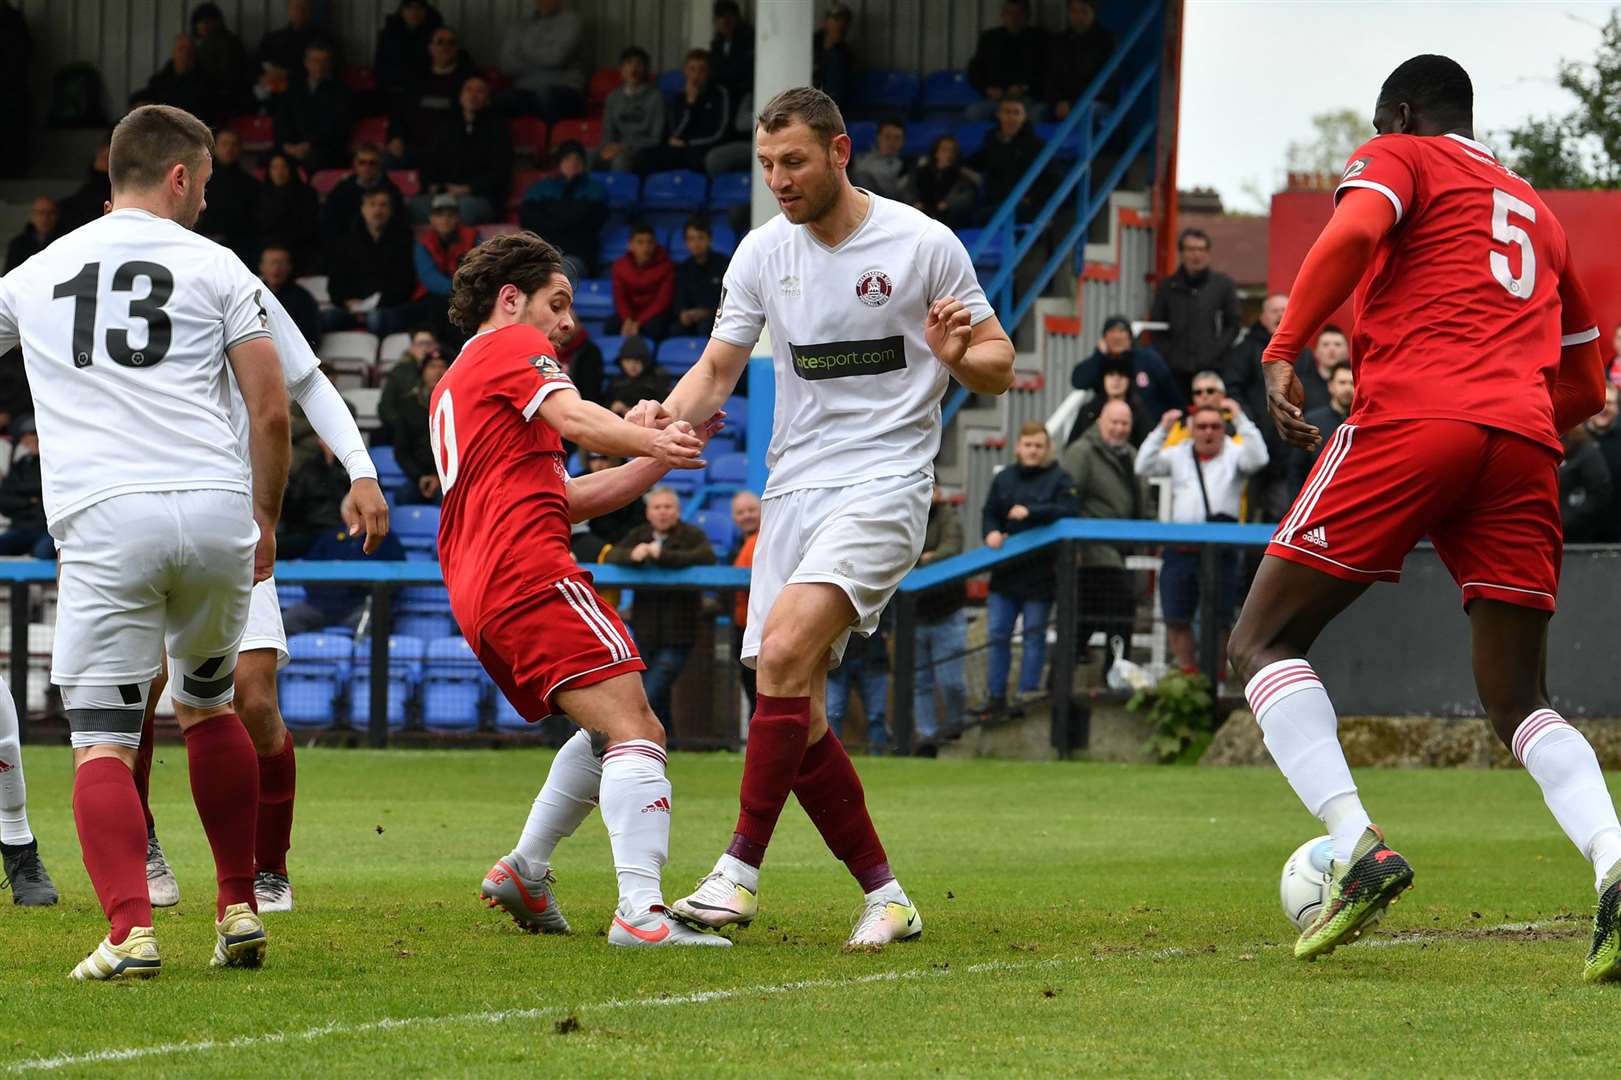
[755,632,820,689]
[62,681,149,753]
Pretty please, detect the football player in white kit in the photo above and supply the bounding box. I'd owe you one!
[0,105,292,979]
[137,286,390,914]
[648,87,1014,948]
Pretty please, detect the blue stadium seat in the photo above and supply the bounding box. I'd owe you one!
[277,584,307,609]
[922,69,981,113]
[574,277,617,322]
[348,635,425,730]
[661,468,705,496]
[723,395,748,439]
[369,445,406,489]
[279,633,353,729]
[708,451,748,486]
[901,118,951,160]
[656,69,684,96]
[692,509,737,556]
[710,223,738,255]
[395,506,439,558]
[422,636,485,731]
[494,687,529,731]
[954,120,993,156]
[395,612,454,640]
[641,170,708,210]
[705,432,740,459]
[857,70,919,114]
[709,171,750,208]
[597,224,632,266]
[657,336,705,373]
[845,120,877,153]
[591,170,640,210]
[1034,122,1086,159]
[398,584,451,611]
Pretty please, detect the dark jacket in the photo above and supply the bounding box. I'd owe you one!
[196,161,262,256]
[967,25,1047,95]
[916,499,965,621]
[131,62,222,125]
[1059,425,1145,568]
[1594,426,1621,543]
[1069,345,1179,421]
[1289,404,1351,494]
[321,175,404,242]
[58,167,111,232]
[279,450,351,552]
[969,124,1047,219]
[1068,390,1153,450]
[256,180,322,270]
[375,3,443,96]
[1294,353,1336,415]
[257,23,327,75]
[5,223,58,273]
[398,60,477,144]
[418,109,513,204]
[555,329,605,407]
[275,75,353,170]
[1223,320,1302,498]
[1149,266,1242,382]
[607,370,670,412]
[272,282,322,348]
[377,354,422,447]
[708,26,755,98]
[674,252,729,336]
[911,160,979,228]
[0,451,44,530]
[667,83,733,150]
[982,460,1078,600]
[392,382,436,483]
[519,173,609,272]
[1044,23,1116,106]
[606,520,715,647]
[814,32,855,109]
[1561,436,1613,544]
[327,221,418,307]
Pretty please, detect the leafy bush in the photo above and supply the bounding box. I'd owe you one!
[1128,669,1216,764]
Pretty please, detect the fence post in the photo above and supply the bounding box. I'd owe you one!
[1050,538,1079,757]
[368,584,393,748]
[1198,542,1221,690]
[9,581,26,740]
[891,590,916,755]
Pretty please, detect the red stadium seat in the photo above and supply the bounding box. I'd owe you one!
[229,114,275,153]
[587,67,622,111]
[480,66,513,93]
[310,168,348,198]
[341,65,377,93]
[508,117,549,160]
[348,115,388,153]
[388,169,421,197]
[507,168,553,211]
[549,117,602,152]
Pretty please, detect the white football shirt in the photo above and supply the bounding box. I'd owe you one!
[0,208,272,531]
[711,190,993,498]
[229,286,318,463]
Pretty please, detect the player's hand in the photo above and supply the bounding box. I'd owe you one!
[694,412,726,447]
[341,478,391,556]
[650,420,705,470]
[985,530,1005,549]
[926,296,973,368]
[253,523,276,584]
[1263,360,1321,451]
[1159,408,1182,431]
[625,398,674,429]
[1007,504,1030,521]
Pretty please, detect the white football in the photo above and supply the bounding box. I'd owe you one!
[1279,836,1334,930]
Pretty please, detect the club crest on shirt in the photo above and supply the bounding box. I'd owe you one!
[780,274,801,297]
[528,354,564,378]
[855,269,892,307]
[1342,157,1369,181]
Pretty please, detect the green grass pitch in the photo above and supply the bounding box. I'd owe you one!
[2,745,1617,1077]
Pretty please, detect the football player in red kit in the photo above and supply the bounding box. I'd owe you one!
[432,232,727,947]
[1227,55,1621,980]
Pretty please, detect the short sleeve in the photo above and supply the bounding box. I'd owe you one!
[1335,135,1420,225]
[710,233,767,348]
[0,277,18,355]
[260,288,321,384]
[920,220,995,325]
[1558,260,1600,348]
[493,326,577,420]
[218,252,273,351]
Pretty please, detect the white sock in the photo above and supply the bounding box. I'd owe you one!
[599,739,671,916]
[718,852,760,894]
[1514,709,1621,891]
[1246,659,1369,863]
[0,680,32,847]
[515,730,602,866]
[866,878,908,905]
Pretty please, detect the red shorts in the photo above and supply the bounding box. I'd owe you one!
[1267,420,1562,612]
[471,572,645,723]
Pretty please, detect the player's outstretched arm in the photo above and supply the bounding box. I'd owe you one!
[565,414,726,523]
[659,338,754,426]
[1552,265,1606,433]
[228,336,293,581]
[286,367,391,554]
[927,299,1014,394]
[539,386,706,469]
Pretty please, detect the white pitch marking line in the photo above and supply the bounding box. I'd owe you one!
[7,957,1066,1073]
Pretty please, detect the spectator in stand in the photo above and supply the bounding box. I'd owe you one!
[375,0,443,99]
[1288,360,1354,498]
[606,335,668,415]
[131,34,220,125]
[552,318,605,407]
[730,490,761,713]
[605,486,715,728]
[276,438,352,559]
[190,3,251,115]
[195,129,260,261]
[1295,324,1350,415]
[1045,0,1115,119]
[276,41,351,170]
[814,2,856,111]
[57,137,111,232]
[612,224,676,341]
[390,350,449,505]
[259,243,320,348]
[284,520,407,636]
[397,23,475,147]
[597,46,665,174]
[966,0,1047,122]
[324,188,422,335]
[1068,350,1153,449]
[1222,292,1297,521]
[1060,399,1146,666]
[1561,426,1613,544]
[674,217,729,338]
[5,197,59,273]
[322,144,404,243]
[982,423,1078,712]
[1135,401,1268,674]
[851,119,911,202]
[1067,315,1176,445]
[378,327,442,446]
[257,0,325,79]
[912,484,968,746]
[703,90,755,180]
[1161,372,1249,453]
[644,49,731,174]
[414,75,510,224]
[827,606,892,755]
[0,418,51,559]
[256,151,321,271]
[572,452,639,549]
[414,195,477,315]
[1149,227,1241,398]
[519,141,609,277]
[1586,384,1621,542]
[709,1,754,100]
[498,0,584,121]
[969,96,1046,224]
[911,134,979,228]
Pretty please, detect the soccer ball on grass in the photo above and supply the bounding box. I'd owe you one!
[1279,836,1333,930]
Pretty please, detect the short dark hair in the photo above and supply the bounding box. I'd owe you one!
[1330,360,1353,379]
[361,187,392,204]
[878,118,905,133]
[1177,227,1211,250]
[757,86,847,148]
[259,240,291,257]
[109,104,215,193]
[1319,324,1347,340]
[447,231,566,332]
[629,222,656,239]
[683,215,711,236]
[1378,54,1473,124]
[685,47,711,66]
[553,139,586,166]
[713,0,741,18]
[619,45,650,66]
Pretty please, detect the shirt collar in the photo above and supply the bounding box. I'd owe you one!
[1443,132,1496,158]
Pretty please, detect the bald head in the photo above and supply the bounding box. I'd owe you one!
[1097,399,1134,447]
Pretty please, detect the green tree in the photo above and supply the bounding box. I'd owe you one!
[1503,10,1621,188]
[1284,108,1371,180]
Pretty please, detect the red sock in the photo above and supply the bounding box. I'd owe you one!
[724,694,812,868]
[133,708,156,833]
[184,714,260,918]
[72,758,153,945]
[792,732,893,893]
[255,737,296,876]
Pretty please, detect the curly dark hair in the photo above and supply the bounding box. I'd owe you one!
[447,231,566,332]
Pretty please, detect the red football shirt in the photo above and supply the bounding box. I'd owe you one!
[1335,132,1598,452]
[430,323,579,639]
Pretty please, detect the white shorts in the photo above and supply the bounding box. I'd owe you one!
[53,489,256,716]
[742,471,931,669]
[240,577,291,670]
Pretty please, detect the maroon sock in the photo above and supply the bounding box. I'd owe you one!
[72,758,153,945]
[724,694,812,868]
[255,737,296,876]
[792,732,894,893]
[133,707,156,833]
[184,714,260,918]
